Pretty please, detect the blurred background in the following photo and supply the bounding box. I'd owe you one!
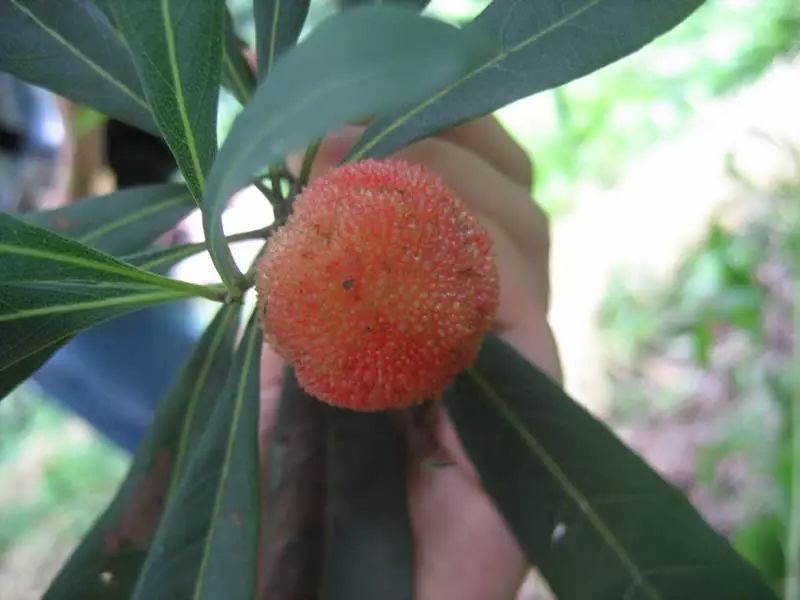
[1,0,799,597]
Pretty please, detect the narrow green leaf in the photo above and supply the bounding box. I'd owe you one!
[260,368,326,599]
[0,282,190,323]
[338,0,430,10]
[134,316,262,600]
[124,242,208,273]
[0,283,187,400]
[253,0,310,77]
[202,6,493,290]
[321,408,413,600]
[445,334,775,600]
[0,337,71,399]
[44,304,241,600]
[0,214,219,400]
[108,0,225,202]
[223,10,256,103]
[124,226,273,274]
[349,0,704,160]
[0,213,214,296]
[95,1,252,104]
[0,0,155,133]
[25,183,194,256]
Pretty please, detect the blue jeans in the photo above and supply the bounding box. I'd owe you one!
[31,302,197,452]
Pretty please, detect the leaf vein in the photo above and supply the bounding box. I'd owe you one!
[467,366,662,600]
[7,0,149,111]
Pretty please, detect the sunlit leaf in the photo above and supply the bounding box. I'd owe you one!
[349,0,704,160]
[0,0,155,133]
[108,0,225,201]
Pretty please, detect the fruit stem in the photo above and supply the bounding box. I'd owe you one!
[289,140,321,203]
[242,241,268,288]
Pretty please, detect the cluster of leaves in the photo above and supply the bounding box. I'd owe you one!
[0,0,776,598]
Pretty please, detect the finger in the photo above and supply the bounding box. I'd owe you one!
[289,116,532,190]
[256,341,286,591]
[259,342,286,455]
[438,116,533,189]
[400,409,527,600]
[392,138,548,286]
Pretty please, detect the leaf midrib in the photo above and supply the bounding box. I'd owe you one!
[0,289,188,322]
[267,0,281,72]
[466,365,661,600]
[349,0,604,160]
[78,191,191,243]
[0,243,214,298]
[7,0,149,110]
[192,322,259,600]
[161,0,206,196]
[168,306,239,498]
[224,49,249,102]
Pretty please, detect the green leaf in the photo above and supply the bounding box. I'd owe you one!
[124,242,208,273]
[202,5,493,290]
[44,304,241,600]
[338,0,430,10]
[134,315,262,600]
[0,213,212,294]
[108,0,225,202]
[222,10,256,103]
[321,408,413,600]
[0,336,71,399]
[253,0,310,77]
[124,226,273,274]
[445,334,776,600]
[735,515,785,595]
[349,0,705,160]
[0,282,187,400]
[25,183,194,256]
[94,0,253,105]
[261,368,326,598]
[0,214,218,399]
[0,0,155,133]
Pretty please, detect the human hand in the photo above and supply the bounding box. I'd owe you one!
[259,117,560,600]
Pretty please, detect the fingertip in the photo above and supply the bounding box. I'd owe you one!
[440,116,534,189]
[259,342,286,450]
[433,400,482,485]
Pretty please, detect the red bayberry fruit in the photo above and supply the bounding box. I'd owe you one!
[256,159,499,411]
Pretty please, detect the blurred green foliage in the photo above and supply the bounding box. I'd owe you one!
[0,389,127,556]
[600,173,800,594]
[500,0,800,213]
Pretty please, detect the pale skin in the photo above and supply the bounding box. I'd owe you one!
[259,117,561,599]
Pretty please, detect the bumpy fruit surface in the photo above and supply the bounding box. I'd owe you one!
[256,159,499,411]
